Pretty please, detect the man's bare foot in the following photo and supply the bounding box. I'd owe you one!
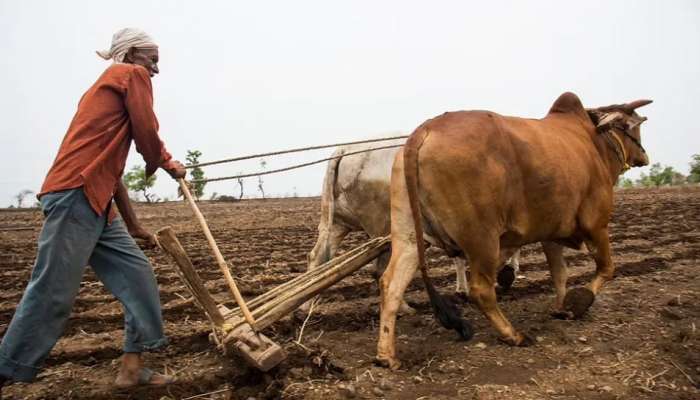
[115,367,174,388]
[115,353,175,388]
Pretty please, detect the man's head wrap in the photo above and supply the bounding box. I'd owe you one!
[96,28,158,63]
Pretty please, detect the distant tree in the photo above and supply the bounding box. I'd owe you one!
[209,191,218,201]
[637,163,685,187]
[236,174,244,200]
[688,154,700,184]
[15,189,34,208]
[123,165,157,203]
[616,177,634,188]
[185,150,206,200]
[257,159,267,199]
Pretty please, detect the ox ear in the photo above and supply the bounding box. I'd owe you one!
[626,116,648,131]
[624,99,653,113]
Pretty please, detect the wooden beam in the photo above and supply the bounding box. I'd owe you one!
[221,236,380,319]
[156,227,225,326]
[223,237,390,331]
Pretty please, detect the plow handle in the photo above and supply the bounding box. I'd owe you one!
[178,178,258,329]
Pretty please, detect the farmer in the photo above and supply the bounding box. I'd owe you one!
[0,28,184,392]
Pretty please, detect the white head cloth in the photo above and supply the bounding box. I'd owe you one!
[96,28,158,63]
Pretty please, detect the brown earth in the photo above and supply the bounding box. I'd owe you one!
[0,186,698,400]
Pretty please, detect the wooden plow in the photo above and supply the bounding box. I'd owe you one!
[156,226,389,371]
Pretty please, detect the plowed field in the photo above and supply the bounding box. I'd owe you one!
[1,187,698,399]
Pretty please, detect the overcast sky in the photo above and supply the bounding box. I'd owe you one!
[1,1,698,206]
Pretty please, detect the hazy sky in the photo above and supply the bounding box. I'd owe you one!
[1,1,698,206]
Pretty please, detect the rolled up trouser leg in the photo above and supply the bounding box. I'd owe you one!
[0,189,103,382]
[89,218,168,353]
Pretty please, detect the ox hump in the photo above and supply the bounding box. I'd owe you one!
[548,92,586,117]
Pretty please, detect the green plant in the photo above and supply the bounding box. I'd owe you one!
[636,163,685,187]
[185,150,206,200]
[123,165,157,203]
[616,177,634,188]
[688,154,700,184]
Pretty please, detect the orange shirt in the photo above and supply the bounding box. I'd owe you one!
[40,63,172,219]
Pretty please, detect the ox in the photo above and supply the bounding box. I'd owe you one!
[306,139,521,314]
[376,92,651,369]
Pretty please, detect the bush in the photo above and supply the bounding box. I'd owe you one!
[688,154,700,184]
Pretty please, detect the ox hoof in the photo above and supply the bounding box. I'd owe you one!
[498,332,534,347]
[563,287,595,319]
[374,356,401,371]
[497,265,516,292]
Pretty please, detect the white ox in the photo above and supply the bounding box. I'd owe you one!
[306,139,521,312]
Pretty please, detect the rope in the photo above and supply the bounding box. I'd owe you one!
[186,135,408,169]
[191,144,404,184]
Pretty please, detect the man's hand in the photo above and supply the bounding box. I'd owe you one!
[129,227,158,249]
[163,160,187,180]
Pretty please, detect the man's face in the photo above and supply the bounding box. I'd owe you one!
[125,47,159,77]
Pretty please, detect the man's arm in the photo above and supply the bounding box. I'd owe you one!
[125,66,177,177]
[125,66,187,180]
[115,180,157,247]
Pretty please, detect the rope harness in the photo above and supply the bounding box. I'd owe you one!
[186,136,408,169]
[600,117,647,172]
[191,143,404,184]
[604,131,631,171]
[187,136,408,184]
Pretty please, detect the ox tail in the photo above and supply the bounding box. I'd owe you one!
[311,151,343,265]
[323,150,342,233]
[403,130,474,341]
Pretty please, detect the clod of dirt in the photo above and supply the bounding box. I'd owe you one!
[676,326,697,342]
[378,378,392,391]
[371,387,384,397]
[289,367,311,379]
[666,295,682,307]
[338,383,357,398]
[599,385,613,393]
[660,308,684,320]
[411,317,431,327]
[288,261,306,273]
[475,342,487,349]
[413,376,424,384]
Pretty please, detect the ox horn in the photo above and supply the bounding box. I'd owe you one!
[625,99,653,112]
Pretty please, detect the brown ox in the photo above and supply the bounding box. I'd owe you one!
[305,140,521,314]
[376,92,651,369]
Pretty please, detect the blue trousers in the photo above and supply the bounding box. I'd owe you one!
[0,188,168,382]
